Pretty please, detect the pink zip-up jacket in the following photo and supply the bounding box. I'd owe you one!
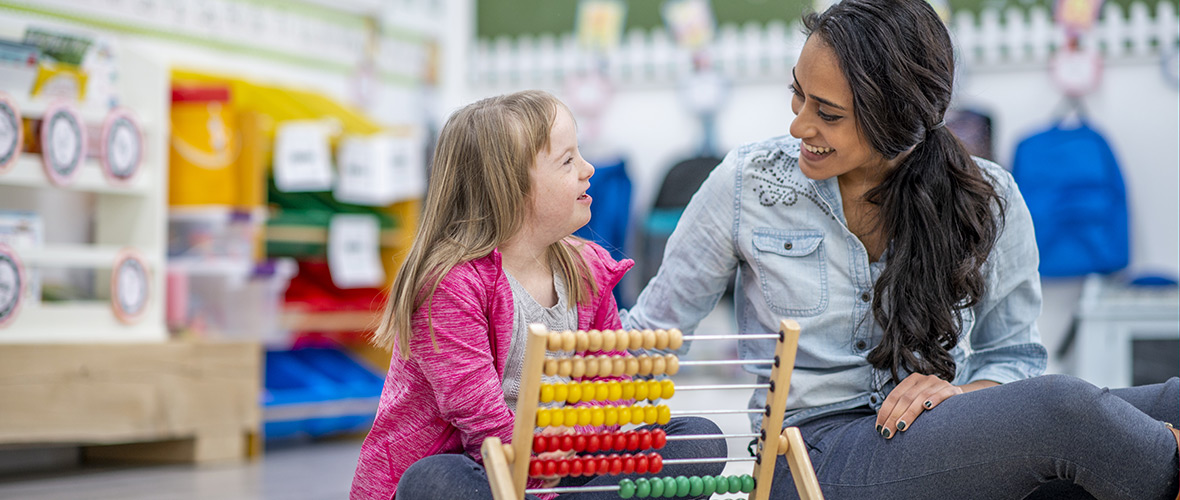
[350,240,633,500]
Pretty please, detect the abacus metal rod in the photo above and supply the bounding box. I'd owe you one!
[676,383,770,391]
[679,359,776,367]
[666,432,761,441]
[527,485,621,494]
[670,408,766,416]
[681,334,781,341]
[664,456,759,465]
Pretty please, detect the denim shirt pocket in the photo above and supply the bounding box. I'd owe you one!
[751,228,828,316]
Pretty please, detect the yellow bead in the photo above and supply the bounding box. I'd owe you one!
[642,329,657,350]
[633,406,648,425]
[575,331,590,353]
[644,405,658,425]
[593,381,609,401]
[657,404,672,425]
[559,358,573,378]
[588,330,603,351]
[544,359,558,376]
[567,383,583,404]
[577,407,592,426]
[665,354,680,375]
[604,405,619,426]
[608,381,623,401]
[634,381,649,401]
[564,406,578,425]
[628,330,643,351]
[621,381,636,400]
[585,356,600,378]
[626,357,640,376]
[655,329,669,350]
[618,406,631,425]
[601,330,617,351]
[647,379,663,400]
[652,356,666,376]
[661,379,675,399]
[554,383,569,403]
[536,408,551,427]
[548,407,563,427]
[639,356,653,376]
[613,356,627,376]
[548,332,563,351]
[571,358,586,379]
[540,383,554,403]
[561,331,576,352]
[590,407,605,427]
[668,329,683,350]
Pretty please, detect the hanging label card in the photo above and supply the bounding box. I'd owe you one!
[1051,47,1103,97]
[274,120,334,192]
[334,135,393,206]
[328,214,386,289]
[0,93,21,173]
[111,250,150,324]
[383,132,426,203]
[100,108,143,184]
[0,243,24,328]
[40,102,87,186]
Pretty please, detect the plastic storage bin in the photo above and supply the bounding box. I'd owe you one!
[262,347,384,440]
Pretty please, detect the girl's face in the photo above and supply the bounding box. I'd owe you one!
[789,37,890,182]
[525,108,594,244]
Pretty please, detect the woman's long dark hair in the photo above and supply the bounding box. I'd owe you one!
[803,0,1004,383]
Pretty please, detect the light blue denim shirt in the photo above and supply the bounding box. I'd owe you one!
[621,135,1047,430]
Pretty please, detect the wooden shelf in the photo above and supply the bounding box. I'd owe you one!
[0,155,153,195]
[10,244,158,269]
[0,301,164,343]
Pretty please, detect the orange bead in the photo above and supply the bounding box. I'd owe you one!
[665,354,680,375]
[571,358,586,379]
[628,330,643,351]
[652,356,666,376]
[548,332,563,351]
[584,356,600,378]
[601,330,617,351]
[558,358,573,378]
[575,331,590,353]
[561,331,576,352]
[588,330,603,351]
[638,356,653,376]
[613,356,627,376]
[654,329,669,350]
[668,329,683,350]
[642,329,657,350]
[544,359,559,376]
[625,357,640,376]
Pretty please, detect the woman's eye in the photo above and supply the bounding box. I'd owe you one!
[818,111,841,123]
[790,85,803,98]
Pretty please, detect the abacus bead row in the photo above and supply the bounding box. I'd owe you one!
[540,379,676,404]
[542,353,681,378]
[617,474,755,498]
[528,452,664,478]
[535,404,672,428]
[532,429,668,454]
[546,329,685,353]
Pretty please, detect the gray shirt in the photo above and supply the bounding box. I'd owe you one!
[501,268,579,411]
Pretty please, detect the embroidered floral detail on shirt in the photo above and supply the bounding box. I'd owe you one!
[749,144,836,220]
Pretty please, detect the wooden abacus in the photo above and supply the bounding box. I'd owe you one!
[481,319,824,500]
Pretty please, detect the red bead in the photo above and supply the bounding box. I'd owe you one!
[560,435,574,452]
[649,453,663,474]
[533,435,547,453]
[609,456,623,475]
[582,456,597,476]
[652,429,667,449]
[530,460,543,477]
[544,460,557,477]
[573,435,587,453]
[596,455,610,474]
[586,434,601,453]
[570,458,584,477]
[636,454,650,474]
[638,430,653,450]
[614,432,628,451]
[622,454,636,474]
[557,459,570,477]
[627,431,640,451]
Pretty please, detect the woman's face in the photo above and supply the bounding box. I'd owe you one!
[789,36,890,182]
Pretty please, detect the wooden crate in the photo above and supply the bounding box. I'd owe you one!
[0,341,261,463]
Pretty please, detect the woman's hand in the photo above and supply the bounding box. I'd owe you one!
[874,373,962,439]
[536,426,576,487]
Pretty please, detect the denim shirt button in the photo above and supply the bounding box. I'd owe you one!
[860,292,871,302]
[783,242,793,250]
[855,340,867,350]
[870,395,879,404]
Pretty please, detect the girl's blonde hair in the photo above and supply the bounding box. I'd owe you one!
[375,90,598,358]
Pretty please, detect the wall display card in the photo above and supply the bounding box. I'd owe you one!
[1051,48,1103,97]
[328,214,386,289]
[110,250,149,324]
[1055,0,1104,37]
[576,0,627,52]
[335,133,426,206]
[384,132,426,203]
[0,92,22,173]
[39,102,87,186]
[662,0,715,51]
[0,243,25,328]
[99,108,143,184]
[274,120,334,192]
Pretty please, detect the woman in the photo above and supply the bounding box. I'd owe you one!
[622,0,1180,498]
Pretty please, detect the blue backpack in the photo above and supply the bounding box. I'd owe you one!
[1010,120,1129,277]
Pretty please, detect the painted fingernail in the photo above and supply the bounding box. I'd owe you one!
[896,420,906,431]
[881,428,891,439]
[923,400,933,409]
[876,424,882,433]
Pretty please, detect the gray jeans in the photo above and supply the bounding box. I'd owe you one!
[774,375,1180,500]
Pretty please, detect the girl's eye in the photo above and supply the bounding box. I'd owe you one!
[563,157,574,166]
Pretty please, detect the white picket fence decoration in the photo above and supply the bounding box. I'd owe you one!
[469,1,1180,88]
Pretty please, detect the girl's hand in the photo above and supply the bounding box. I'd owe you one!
[536,426,576,487]
[874,373,962,439]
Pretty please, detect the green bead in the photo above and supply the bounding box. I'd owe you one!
[688,476,704,496]
[741,474,755,493]
[675,476,690,497]
[701,475,716,496]
[650,476,665,497]
[636,478,651,498]
[663,476,678,498]
[716,476,729,494]
[619,479,636,499]
[728,475,743,494]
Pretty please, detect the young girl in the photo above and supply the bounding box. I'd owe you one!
[350,90,724,500]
